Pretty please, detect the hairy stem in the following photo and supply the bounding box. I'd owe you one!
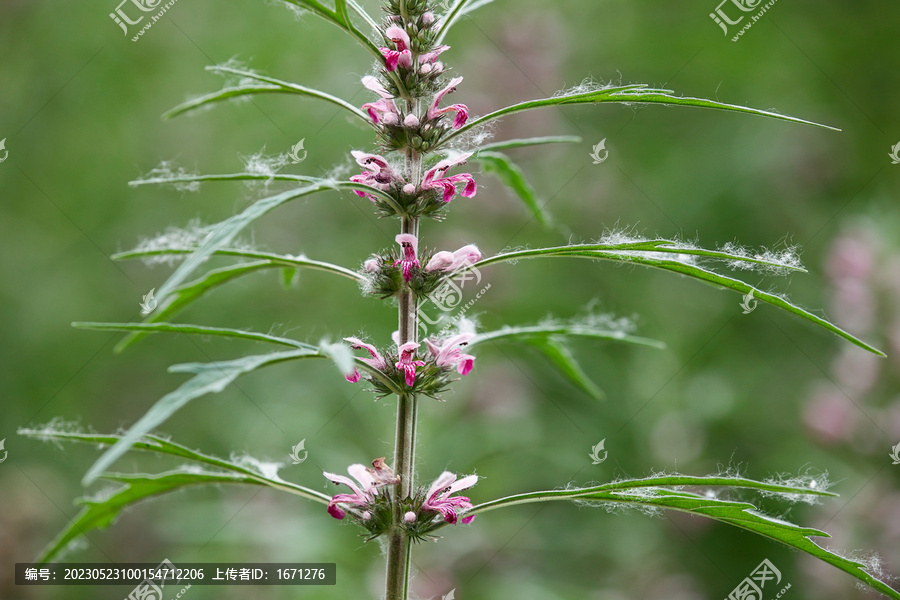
[386,208,420,600]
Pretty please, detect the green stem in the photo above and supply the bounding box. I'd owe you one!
[386,216,419,600]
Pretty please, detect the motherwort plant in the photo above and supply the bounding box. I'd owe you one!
[22,1,900,598]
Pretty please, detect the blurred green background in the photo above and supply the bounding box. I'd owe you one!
[2,0,899,598]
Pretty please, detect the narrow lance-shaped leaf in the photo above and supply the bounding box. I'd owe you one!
[524,336,605,400]
[150,179,395,309]
[470,240,883,355]
[463,475,899,600]
[18,428,330,505]
[73,322,315,350]
[114,261,276,353]
[473,151,551,227]
[436,0,498,43]
[82,349,320,485]
[110,250,361,352]
[163,65,370,123]
[474,135,582,154]
[467,320,665,400]
[439,83,838,148]
[33,471,261,563]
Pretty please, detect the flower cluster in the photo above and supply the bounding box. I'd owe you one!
[342,330,476,397]
[324,460,477,539]
[349,2,477,219]
[364,233,482,298]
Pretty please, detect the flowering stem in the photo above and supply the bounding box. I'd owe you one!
[387,215,419,600]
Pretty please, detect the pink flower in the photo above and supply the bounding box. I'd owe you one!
[323,464,379,520]
[364,258,380,272]
[425,244,482,272]
[380,26,413,71]
[422,471,478,524]
[422,154,477,203]
[427,77,469,129]
[324,460,399,520]
[419,45,449,65]
[425,333,476,375]
[394,233,420,282]
[350,150,401,200]
[344,336,387,383]
[396,342,426,387]
[361,76,400,125]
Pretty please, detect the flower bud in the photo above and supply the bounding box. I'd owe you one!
[422,12,435,25]
[404,511,417,523]
[364,258,380,272]
[404,113,420,128]
[403,184,416,195]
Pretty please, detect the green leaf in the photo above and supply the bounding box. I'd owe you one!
[467,323,666,351]
[440,84,838,147]
[281,266,300,289]
[18,428,330,505]
[525,336,605,400]
[148,180,394,312]
[436,0,498,43]
[472,240,883,356]
[467,320,664,400]
[82,349,320,485]
[109,250,360,352]
[114,261,276,353]
[318,338,357,379]
[163,65,370,123]
[73,322,315,350]
[113,246,364,282]
[33,470,260,563]
[130,172,320,187]
[465,475,899,600]
[474,135,582,154]
[473,151,550,227]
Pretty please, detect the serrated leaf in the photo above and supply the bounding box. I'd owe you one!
[463,475,898,600]
[440,84,838,148]
[82,349,320,485]
[473,151,550,227]
[473,241,883,356]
